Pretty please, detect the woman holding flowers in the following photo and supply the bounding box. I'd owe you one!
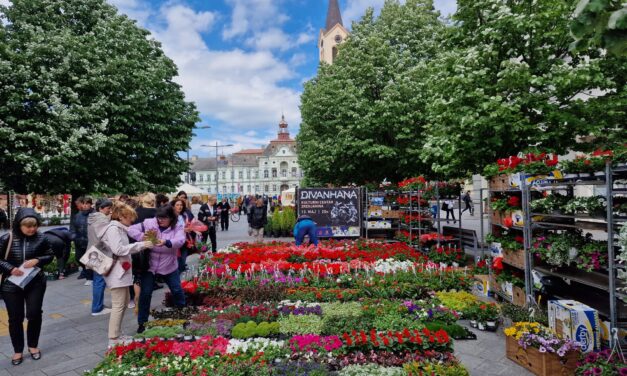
[129,205,186,334]
[96,203,153,346]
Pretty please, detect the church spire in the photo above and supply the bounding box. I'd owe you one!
[325,0,343,32]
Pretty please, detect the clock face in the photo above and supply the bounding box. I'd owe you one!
[334,34,342,43]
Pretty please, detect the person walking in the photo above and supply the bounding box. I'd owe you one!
[218,198,231,231]
[293,215,319,247]
[128,205,186,333]
[88,198,113,317]
[461,191,474,216]
[0,209,54,365]
[247,198,267,242]
[71,196,94,285]
[96,203,153,346]
[43,228,73,280]
[443,199,457,224]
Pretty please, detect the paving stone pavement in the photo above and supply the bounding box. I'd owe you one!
[0,215,530,375]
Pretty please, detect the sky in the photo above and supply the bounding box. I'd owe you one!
[105,0,458,157]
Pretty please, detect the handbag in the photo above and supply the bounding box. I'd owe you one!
[79,226,116,276]
[1,232,13,282]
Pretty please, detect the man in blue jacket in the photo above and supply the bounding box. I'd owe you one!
[293,215,319,247]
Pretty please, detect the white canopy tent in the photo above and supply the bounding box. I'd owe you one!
[171,183,206,197]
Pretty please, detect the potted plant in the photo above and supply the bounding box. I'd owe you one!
[475,302,500,330]
[504,322,580,375]
[265,216,273,237]
[272,211,282,237]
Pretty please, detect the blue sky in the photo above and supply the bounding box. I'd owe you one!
[107,0,457,157]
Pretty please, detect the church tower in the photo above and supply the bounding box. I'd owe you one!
[318,0,349,65]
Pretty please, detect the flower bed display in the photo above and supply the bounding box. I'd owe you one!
[89,240,478,375]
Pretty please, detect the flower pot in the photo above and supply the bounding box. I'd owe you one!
[563,173,578,180]
[505,335,578,376]
[184,335,193,341]
[478,322,486,330]
[452,262,459,268]
[487,321,497,328]
[469,320,478,328]
[593,171,605,178]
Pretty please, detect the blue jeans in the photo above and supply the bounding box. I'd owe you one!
[294,220,319,246]
[91,272,106,313]
[177,248,188,273]
[138,270,185,325]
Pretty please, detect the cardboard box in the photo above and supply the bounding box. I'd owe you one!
[548,300,600,353]
[365,220,392,229]
[368,206,383,217]
[473,275,490,297]
[370,197,384,206]
[490,242,503,258]
[511,210,524,227]
[382,210,402,219]
[512,286,526,307]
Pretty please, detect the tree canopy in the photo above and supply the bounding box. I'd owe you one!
[298,0,626,185]
[0,0,199,194]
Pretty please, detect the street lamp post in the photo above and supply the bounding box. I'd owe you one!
[201,143,233,197]
[188,125,211,183]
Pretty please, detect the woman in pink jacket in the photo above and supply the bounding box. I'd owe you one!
[96,203,153,346]
[128,205,186,333]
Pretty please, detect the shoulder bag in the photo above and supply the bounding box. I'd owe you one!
[0,232,13,282]
[79,226,117,276]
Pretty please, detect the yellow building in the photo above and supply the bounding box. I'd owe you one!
[318,0,349,64]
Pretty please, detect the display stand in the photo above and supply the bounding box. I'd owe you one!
[519,161,626,348]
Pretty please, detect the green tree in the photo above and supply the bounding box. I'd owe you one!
[571,0,627,56]
[420,0,626,177]
[297,0,444,185]
[0,0,199,194]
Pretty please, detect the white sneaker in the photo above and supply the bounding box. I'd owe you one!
[92,308,112,316]
[128,301,136,309]
[84,280,93,286]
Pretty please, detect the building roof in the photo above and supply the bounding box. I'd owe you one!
[325,0,343,32]
[234,149,265,155]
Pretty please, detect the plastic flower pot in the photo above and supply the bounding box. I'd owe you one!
[184,335,193,341]
[470,320,478,328]
[478,322,486,330]
[594,171,605,177]
[487,321,497,328]
[563,173,578,180]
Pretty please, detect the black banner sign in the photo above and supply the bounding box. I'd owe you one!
[297,188,361,237]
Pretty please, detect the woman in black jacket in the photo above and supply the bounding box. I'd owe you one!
[0,208,54,365]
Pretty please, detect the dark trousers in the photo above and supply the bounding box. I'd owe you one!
[138,270,185,325]
[202,226,217,253]
[75,244,93,280]
[220,216,229,231]
[177,248,188,273]
[3,278,46,353]
[445,209,456,222]
[462,202,473,215]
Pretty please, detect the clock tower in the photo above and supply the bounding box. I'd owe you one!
[318,0,349,65]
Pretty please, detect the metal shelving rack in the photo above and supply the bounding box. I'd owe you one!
[363,189,402,240]
[520,161,627,348]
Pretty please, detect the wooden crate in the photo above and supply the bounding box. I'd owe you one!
[506,335,578,376]
[503,248,525,269]
[382,210,402,219]
[490,174,511,190]
[490,274,501,294]
[491,209,503,226]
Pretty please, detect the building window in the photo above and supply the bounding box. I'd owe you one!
[246,170,251,179]
[264,185,269,193]
[230,171,234,179]
[272,169,277,178]
[272,185,277,192]
[231,185,235,193]
[247,185,251,193]
[254,170,259,179]
[255,185,259,193]
[199,174,204,182]
[221,171,226,179]
[264,170,269,178]
[291,168,297,177]
[238,171,243,179]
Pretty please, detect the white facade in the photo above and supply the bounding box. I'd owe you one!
[189,116,302,196]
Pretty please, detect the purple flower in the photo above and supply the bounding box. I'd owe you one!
[591,367,602,376]
[538,346,547,353]
[618,368,627,376]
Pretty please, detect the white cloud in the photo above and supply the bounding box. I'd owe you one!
[289,52,307,66]
[0,0,10,6]
[222,0,289,40]
[245,26,315,51]
[149,4,301,133]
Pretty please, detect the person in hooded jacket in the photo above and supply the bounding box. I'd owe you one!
[43,228,74,280]
[70,196,94,283]
[0,209,54,366]
[88,198,113,316]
